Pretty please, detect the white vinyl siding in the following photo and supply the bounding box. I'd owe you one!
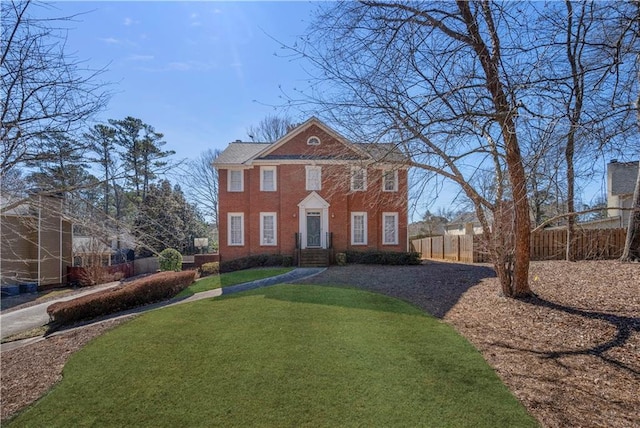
[260,166,277,192]
[382,212,398,245]
[350,166,367,191]
[260,213,277,246]
[228,169,244,192]
[383,169,398,192]
[306,166,322,191]
[228,213,244,246]
[351,212,367,245]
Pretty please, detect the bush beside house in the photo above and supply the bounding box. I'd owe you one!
[47,270,196,326]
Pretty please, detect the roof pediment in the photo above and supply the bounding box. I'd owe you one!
[298,191,330,209]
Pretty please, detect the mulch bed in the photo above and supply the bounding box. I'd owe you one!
[2,260,638,426]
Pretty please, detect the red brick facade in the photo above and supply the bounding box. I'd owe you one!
[215,118,409,262]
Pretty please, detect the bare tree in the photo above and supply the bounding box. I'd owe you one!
[291,1,535,297]
[1,0,109,176]
[181,148,220,226]
[246,114,296,142]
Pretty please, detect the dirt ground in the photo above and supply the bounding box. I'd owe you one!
[1,260,639,426]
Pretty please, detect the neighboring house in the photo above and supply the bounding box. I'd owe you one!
[214,117,410,266]
[444,213,485,236]
[607,160,639,228]
[408,220,446,238]
[72,236,114,267]
[0,193,72,289]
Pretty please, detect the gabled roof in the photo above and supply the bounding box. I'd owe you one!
[214,142,271,166]
[213,117,410,168]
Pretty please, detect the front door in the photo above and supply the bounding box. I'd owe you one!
[306,211,321,247]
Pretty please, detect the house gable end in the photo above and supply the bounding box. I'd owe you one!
[254,118,367,163]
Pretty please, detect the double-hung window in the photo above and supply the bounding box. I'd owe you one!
[228,169,244,192]
[382,212,398,245]
[260,166,277,192]
[260,213,277,246]
[228,213,244,246]
[350,166,367,191]
[306,166,322,191]
[351,212,367,245]
[382,169,398,192]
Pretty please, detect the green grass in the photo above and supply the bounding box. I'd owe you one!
[175,267,293,298]
[9,285,538,427]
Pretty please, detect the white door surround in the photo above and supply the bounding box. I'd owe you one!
[298,192,330,249]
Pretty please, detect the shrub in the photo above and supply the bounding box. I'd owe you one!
[200,262,220,276]
[47,270,196,326]
[159,248,182,272]
[220,254,289,273]
[335,253,347,266]
[345,250,421,265]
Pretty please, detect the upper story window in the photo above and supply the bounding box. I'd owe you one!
[306,166,322,191]
[383,169,398,192]
[260,166,277,192]
[228,169,244,192]
[307,136,321,146]
[350,166,367,191]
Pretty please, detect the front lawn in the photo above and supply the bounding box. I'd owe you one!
[8,285,537,427]
[176,267,293,298]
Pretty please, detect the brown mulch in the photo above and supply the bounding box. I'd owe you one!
[0,318,130,422]
[2,260,639,426]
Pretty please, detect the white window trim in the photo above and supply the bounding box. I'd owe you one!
[351,212,368,245]
[382,212,399,245]
[227,169,244,192]
[228,212,244,246]
[382,169,398,192]
[260,166,277,192]
[306,165,322,191]
[260,212,277,246]
[350,166,367,191]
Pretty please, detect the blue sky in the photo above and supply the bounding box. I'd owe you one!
[31,1,609,219]
[38,1,317,161]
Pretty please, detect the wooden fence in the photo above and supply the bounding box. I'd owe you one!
[412,228,627,263]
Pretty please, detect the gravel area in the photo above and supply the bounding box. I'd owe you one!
[1,260,639,426]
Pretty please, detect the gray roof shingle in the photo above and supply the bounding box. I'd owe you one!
[214,142,270,166]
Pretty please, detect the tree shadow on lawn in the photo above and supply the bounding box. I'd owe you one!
[220,283,440,317]
[293,261,497,319]
[501,295,640,377]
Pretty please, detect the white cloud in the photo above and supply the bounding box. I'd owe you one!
[137,61,217,73]
[127,54,154,61]
[100,37,121,44]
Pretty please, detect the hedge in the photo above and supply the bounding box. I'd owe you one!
[47,270,197,326]
[345,250,422,265]
[220,254,293,273]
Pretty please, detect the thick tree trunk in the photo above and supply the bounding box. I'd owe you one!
[457,1,532,297]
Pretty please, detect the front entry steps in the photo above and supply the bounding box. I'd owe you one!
[299,249,330,267]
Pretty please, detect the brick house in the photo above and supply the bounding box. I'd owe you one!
[214,117,410,266]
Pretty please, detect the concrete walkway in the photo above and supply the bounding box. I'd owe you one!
[0,267,326,347]
[0,281,121,340]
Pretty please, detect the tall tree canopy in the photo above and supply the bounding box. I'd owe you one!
[1,0,109,177]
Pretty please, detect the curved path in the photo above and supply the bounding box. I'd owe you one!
[0,268,326,347]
